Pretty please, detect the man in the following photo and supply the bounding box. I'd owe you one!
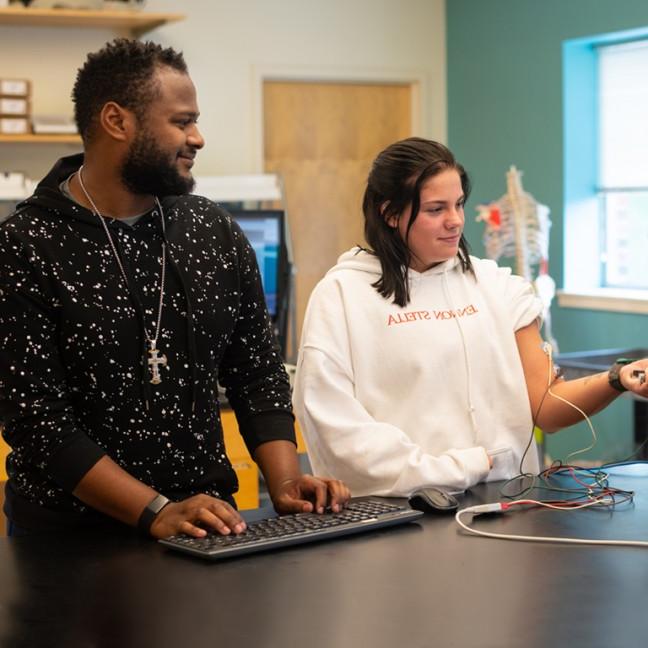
[0,39,349,538]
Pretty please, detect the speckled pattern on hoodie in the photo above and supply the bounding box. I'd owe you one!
[0,154,294,530]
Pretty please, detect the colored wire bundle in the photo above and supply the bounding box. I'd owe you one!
[499,460,631,501]
[455,342,645,546]
[454,486,642,547]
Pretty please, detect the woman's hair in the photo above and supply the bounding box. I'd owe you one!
[362,137,473,306]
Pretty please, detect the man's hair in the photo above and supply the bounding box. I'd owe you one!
[72,38,187,142]
[363,137,473,307]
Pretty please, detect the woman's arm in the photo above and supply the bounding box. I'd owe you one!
[516,322,648,432]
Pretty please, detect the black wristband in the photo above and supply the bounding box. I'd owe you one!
[608,358,634,393]
[137,494,170,535]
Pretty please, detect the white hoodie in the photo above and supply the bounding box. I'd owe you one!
[293,248,543,496]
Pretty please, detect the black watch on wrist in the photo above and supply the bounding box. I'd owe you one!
[608,358,634,393]
[137,494,170,535]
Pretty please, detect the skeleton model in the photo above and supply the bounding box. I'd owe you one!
[476,166,558,352]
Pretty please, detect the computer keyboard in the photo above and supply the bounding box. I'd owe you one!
[159,497,423,560]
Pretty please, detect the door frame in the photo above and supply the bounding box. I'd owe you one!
[251,64,431,172]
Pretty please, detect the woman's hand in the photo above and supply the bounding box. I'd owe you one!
[618,359,648,397]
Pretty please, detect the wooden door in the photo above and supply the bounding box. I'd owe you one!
[263,81,412,348]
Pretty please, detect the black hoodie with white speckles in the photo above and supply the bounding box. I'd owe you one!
[0,154,295,531]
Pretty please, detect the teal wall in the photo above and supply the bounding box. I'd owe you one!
[447,0,648,463]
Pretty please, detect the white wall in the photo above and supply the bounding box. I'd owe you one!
[0,0,446,178]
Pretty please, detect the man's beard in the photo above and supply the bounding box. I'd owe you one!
[121,131,195,197]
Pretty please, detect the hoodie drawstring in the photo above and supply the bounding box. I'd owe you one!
[158,211,199,414]
[441,268,479,434]
[110,227,155,411]
[166,253,199,413]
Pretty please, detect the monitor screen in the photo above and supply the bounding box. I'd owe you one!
[229,209,286,319]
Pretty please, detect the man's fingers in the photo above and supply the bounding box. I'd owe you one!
[303,477,328,513]
[327,480,351,512]
[276,496,313,514]
[213,500,246,531]
[298,476,351,513]
[199,501,246,534]
[272,476,353,516]
[178,520,208,538]
[153,496,247,538]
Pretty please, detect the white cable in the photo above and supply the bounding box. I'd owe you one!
[455,504,648,548]
[542,342,599,462]
[551,390,598,461]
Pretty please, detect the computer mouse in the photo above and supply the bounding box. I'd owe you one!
[408,487,459,513]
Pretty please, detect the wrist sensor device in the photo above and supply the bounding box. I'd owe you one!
[138,494,170,534]
[608,358,634,393]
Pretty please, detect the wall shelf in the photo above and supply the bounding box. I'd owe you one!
[0,133,81,144]
[0,6,185,148]
[0,6,184,36]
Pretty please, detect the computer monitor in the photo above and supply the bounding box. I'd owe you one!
[228,209,291,357]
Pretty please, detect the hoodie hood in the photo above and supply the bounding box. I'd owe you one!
[16,153,84,217]
[18,153,181,227]
[327,246,461,278]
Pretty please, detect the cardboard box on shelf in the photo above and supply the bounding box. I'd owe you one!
[0,97,30,116]
[31,115,77,135]
[28,0,103,9]
[0,79,31,98]
[0,172,30,200]
[0,117,30,135]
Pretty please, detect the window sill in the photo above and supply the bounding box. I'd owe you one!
[558,289,648,314]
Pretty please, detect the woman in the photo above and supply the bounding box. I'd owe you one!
[293,137,648,497]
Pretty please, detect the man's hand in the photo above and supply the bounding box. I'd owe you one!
[149,494,247,540]
[271,475,351,515]
[71,456,247,540]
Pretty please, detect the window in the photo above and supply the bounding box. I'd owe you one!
[598,40,648,290]
[561,27,648,313]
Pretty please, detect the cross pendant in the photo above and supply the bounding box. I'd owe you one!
[147,343,168,385]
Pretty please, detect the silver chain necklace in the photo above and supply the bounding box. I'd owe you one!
[77,165,168,385]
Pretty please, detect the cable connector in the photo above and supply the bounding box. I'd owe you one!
[464,503,504,515]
